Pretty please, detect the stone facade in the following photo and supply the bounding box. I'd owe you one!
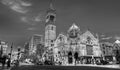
[45,3,56,48]
[29,34,43,55]
[100,42,113,61]
[0,41,8,56]
[53,24,102,65]
[42,3,102,65]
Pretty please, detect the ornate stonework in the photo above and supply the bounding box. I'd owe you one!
[53,24,102,65]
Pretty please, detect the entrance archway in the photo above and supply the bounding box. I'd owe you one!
[68,51,73,64]
[74,52,79,64]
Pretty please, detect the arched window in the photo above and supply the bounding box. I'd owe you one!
[50,15,55,21]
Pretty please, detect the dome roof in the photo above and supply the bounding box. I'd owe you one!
[68,23,80,31]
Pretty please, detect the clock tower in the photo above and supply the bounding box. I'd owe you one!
[45,3,56,48]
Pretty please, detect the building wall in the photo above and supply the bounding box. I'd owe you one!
[53,24,102,65]
[29,34,43,55]
[0,41,8,56]
[100,42,113,56]
[113,43,120,57]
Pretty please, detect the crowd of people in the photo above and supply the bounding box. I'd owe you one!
[0,54,12,69]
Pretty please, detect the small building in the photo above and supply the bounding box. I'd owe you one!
[53,25,102,65]
[100,42,113,61]
[0,41,8,56]
[113,40,120,63]
[29,34,43,55]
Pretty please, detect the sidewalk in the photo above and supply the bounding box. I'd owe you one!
[77,64,120,69]
[0,64,13,70]
[19,62,34,66]
[63,64,120,69]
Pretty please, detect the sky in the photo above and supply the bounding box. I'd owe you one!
[0,0,120,50]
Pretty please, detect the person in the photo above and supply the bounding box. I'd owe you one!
[7,58,11,68]
[1,55,7,69]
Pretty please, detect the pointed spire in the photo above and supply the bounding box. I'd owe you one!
[47,0,56,13]
[49,0,55,11]
[50,2,54,10]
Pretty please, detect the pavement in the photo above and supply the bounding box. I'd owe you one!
[0,63,120,70]
[66,64,120,69]
[0,64,12,70]
[10,65,120,70]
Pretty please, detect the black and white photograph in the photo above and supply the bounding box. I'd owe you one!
[0,0,120,70]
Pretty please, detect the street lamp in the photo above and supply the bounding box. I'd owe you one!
[10,43,13,62]
[17,47,21,59]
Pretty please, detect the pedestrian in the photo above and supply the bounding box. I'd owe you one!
[1,55,6,69]
[7,58,11,68]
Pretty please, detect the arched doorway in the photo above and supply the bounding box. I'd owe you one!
[74,52,79,64]
[68,51,73,64]
[74,52,78,60]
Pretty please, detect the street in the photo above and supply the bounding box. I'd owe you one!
[10,65,120,70]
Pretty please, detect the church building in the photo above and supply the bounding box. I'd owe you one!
[44,3,102,65]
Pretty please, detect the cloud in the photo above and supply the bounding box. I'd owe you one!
[21,14,44,25]
[20,1,32,6]
[2,0,44,25]
[1,0,32,13]
[34,14,44,22]
[21,16,35,25]
[100,34,106,37]
[101,36,112,40]
[114,36,120,40]
[21,17,28,23]
[27,27,37,31]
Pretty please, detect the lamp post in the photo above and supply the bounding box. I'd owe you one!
[9,43,13,62]
[17,47,21,59]
[0,46,3,58]
[0,41,3,57]
[16,47,21,66]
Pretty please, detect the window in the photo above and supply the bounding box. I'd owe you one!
[103,47,105,49]
[103,51,105,54]
[51,26,54,30]
[51,44,54,46]
[50,15,54,21]
[58,51,60,54]
[51,40,53,42]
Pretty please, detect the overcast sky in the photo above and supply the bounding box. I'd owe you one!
[0,0,120,49]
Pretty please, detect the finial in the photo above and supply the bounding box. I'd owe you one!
[49,0,55,10]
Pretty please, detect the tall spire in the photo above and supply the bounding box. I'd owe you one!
[49,0,55,11]
[47,0,56,13]
[50,2,54,10]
